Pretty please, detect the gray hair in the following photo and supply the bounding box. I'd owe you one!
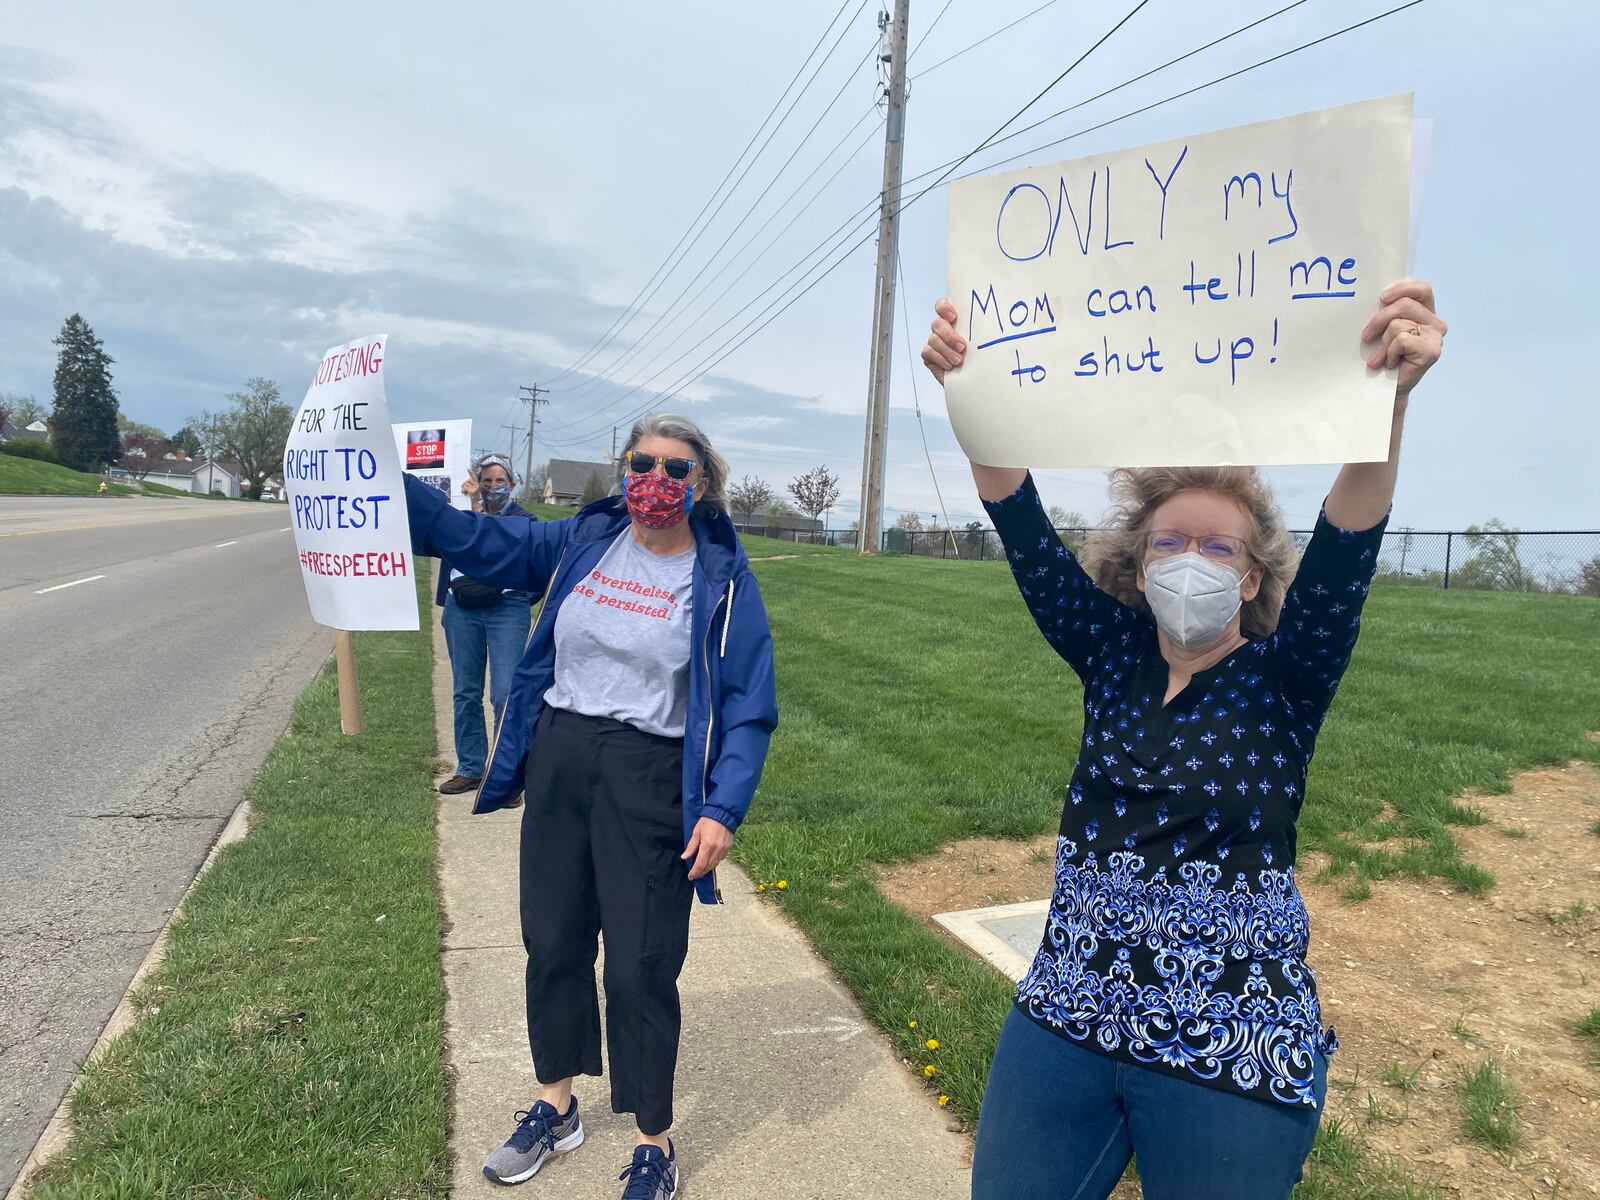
[624,412,729,515]
[1079,466,1299,637]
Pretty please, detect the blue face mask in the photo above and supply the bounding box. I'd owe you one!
[482,483,512,513]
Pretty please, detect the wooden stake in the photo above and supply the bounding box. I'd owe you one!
[334,629,365,735]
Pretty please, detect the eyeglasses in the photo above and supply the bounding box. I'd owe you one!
[626,451,698,480]
[1146,530,1247,561]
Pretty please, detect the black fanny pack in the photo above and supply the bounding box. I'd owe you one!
[448,575,505,610]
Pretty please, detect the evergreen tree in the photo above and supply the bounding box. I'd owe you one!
[170,424,204,457]
[51,314,121,471]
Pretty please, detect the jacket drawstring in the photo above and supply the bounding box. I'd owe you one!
[719,578,733,657]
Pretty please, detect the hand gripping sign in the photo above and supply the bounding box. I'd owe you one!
[942,94,1412,468]
[283,334,418,631]
[392,419,473,512]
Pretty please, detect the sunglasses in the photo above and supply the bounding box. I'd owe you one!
[626,451,698,480]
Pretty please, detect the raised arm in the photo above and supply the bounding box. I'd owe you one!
[1324,280,1446,530]
[403,473,569,594]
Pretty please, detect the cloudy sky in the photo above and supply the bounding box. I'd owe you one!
[2,1,1595,529]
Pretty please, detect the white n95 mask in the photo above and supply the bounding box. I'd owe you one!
[1143,552,1243,650]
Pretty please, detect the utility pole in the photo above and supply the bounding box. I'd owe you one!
[857,0,910,555]
[518,384,548,501]
[501,421,522,465]
[611,425,625,491]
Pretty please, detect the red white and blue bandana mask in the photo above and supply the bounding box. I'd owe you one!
[623,471,693,529]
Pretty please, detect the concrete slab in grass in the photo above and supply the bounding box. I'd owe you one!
[430,615,970,1199]
[932,899,1049,983]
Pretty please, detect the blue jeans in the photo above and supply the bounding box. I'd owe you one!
[441,593,531,778]
[972,1007,1326,1200]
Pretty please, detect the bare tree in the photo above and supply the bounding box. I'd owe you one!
[728,475,774,527]
[1046,504,1089,552]
[2,393,48,428]
[1455,519,1534,592]
[118,432,165,479]
[194,378,292,500]
[787,465,841,530]
[1578,555,1600,599]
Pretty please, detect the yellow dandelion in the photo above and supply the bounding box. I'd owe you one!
[925,1038,940,1051]
[776,880,788,890]
[938,1095,950,1106]
[908,1019,918,1030]
[756,883,767,893]
[922,1064,937,1077]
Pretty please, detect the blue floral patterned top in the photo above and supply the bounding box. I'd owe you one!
[985,473,1386,1108]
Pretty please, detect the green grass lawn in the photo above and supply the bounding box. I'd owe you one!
[736,550,1599,1196]
[31,573,446,1200]
[0,454,141,496]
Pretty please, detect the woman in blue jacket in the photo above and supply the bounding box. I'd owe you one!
[402,413,777,1200]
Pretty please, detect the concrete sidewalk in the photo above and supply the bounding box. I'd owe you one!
[430,618,970,1199]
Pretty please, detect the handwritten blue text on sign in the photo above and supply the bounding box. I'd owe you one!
[943,95,1412,469]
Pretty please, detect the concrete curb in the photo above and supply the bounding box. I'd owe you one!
[4,797,256,1199]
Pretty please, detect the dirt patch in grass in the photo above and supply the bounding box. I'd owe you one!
[877,833,1057,919]
[877,755,1600,1198]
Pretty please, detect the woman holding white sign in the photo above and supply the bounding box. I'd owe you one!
[402,413,776,1200]
[922,281,1444,1199]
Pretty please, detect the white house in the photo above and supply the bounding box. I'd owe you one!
[187,459,242,498]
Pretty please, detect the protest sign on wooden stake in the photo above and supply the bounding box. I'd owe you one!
[943,94,1412,468]
[283,334,418,633]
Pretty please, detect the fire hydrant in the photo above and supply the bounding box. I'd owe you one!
[97,480,108,494]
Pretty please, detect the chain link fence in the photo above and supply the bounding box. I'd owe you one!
[875,526,1600,595]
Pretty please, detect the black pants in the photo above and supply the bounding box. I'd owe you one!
[519,706,694,1136]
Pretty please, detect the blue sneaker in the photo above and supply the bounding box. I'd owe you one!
[482,1097,584,1185]
[618,1141,679,1199]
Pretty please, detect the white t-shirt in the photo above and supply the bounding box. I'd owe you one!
[543,531,696,738]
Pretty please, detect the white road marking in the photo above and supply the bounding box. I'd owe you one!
[215,540,238,548]
[35,574,107,595]
[771,1016,864,1043]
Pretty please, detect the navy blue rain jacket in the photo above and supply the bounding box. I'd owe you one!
[403,473,778,904]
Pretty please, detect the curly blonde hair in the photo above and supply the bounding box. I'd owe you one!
[1078,467,1299,636]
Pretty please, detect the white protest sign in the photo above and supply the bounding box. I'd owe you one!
[283,334,418,631]
[944,94,1412,468]
[392,418,472,512]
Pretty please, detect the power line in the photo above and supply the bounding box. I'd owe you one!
[550,0,874,393]
[545,0,862,386]
[539,113,889,439]
[575,0,1430,440]
[908,0,958,62]
[553,0,1151,444]
[897,246,960,556]
[903,0,1153,198]
[911,0,1065,79]
[556,35,882,407]
[548,0,1424,449]
[971,1,1426,174]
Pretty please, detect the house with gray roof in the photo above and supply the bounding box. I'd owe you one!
[543,458,615,506]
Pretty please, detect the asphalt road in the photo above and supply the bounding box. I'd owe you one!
[0,496,332,1190]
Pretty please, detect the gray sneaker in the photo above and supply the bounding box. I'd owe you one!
[617,1141,678,1200]
[482,1097,584,1186]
